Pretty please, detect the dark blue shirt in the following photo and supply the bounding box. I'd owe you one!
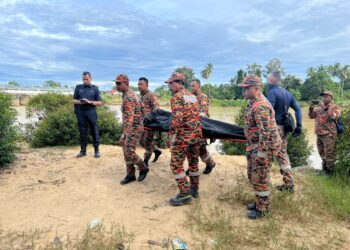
[267,84,302,127]
[73,84,101,111]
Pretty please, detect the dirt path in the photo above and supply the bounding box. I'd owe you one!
[0,145,349,249]
[0,145,249,248]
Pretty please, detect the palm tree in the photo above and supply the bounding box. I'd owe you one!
[327,63,349,100]
[201,63,213,83]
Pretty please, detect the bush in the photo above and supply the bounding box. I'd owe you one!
[220,102,312,167]
[31,105,122,147]
[335,105,350,175]
[219,104,246,155]
[26,93,72,118]
[0,92,20,167]
[287,130,313,167]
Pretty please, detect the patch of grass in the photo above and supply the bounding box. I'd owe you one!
[307,173,350,221]
[187,173,347,250]
[0,224,134,250]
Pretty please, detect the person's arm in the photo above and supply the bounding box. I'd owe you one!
[200,95,210,117]
[73,86,82,105]
[151,93,160,111]
[168,95,183,137]
[267,90,276,108]
[327,105,341,120]
[254,105,271,159]
[290,95,302,128]
[92,86,102,106]
[308,105,316,119]
[122,96,135,136]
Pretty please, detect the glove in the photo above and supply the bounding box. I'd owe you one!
[293,126,302,137]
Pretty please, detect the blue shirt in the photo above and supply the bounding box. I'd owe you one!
[267,84,302,127]
[73,84,101,111]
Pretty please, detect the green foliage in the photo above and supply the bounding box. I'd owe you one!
[335,105,350,175]
[8,80,19,87]
[287,130,313,167]
[30,105,79,147]
[301,66,336,101]
[263,58,285,78]
[201,63,213,82]
[43,80,61,88]
[220,104,246,155]
[175,66,196,87]
[154,85,172,100]
[26,93,72,118]
[247,63,262,77]
[31,105,122,147]
[27,93,122,147]
[0,92,20,167]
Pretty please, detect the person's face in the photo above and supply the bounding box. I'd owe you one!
[243,86,258,99]
[322,94,332,105]
[267,75,277,85]
[138,80,148,92]
[190,81,200,94]
[115,79,128,92]
[82,75,92,85]
[169,81,182,93]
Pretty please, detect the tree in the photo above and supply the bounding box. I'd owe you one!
[201,63,213,83]
[300,66,336,101]
[175,66,196,88]
[229,69,247,99]
[44,80,61,88]
[247,63,262,77]
[327,63,350,100]
[263,58,285,78]
[8,81,19,87]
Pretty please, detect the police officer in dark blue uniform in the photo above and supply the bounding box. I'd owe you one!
[73,71,102,158]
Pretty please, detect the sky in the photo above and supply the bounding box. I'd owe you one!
[1,0,350,89]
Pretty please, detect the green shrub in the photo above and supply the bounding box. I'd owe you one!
[26,93,72,118]
[335,105,350,175]
[0,92,20,167]
[31,105,122,147]
[287,130,313,167]
[219,104,246,155]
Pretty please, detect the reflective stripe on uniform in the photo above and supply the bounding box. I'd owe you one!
[256,190,270,197]
[189,171,200,177]
[175,172,186,179]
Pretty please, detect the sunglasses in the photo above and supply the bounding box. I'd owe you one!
[115,81,122,86]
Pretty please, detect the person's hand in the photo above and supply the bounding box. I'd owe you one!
[293,126,302,137]
[81,98,92,104]
[118,135,125,146]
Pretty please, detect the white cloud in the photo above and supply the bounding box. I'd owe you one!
[76,23,133,37]
[0,0,48,7]
[13,28,71,40]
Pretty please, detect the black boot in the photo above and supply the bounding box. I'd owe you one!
[152,149,162,163]
[247,209,269,219]
[203,163,216,175]
[169,192,192,206]
[246,202,256,210]
[144,159,149,167]
[120,175,136,185]
[276,184,294,193]
[190,187,199,198]
[93,144,100,158]
[76,145,87,158]
[138,164,149,182]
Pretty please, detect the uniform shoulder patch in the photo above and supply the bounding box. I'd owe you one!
[183,95,198,103]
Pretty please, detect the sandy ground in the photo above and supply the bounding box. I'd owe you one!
[0,145,349,249]
[0,145,247,248]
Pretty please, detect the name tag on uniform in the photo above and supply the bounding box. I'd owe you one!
[183,95,197,104]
